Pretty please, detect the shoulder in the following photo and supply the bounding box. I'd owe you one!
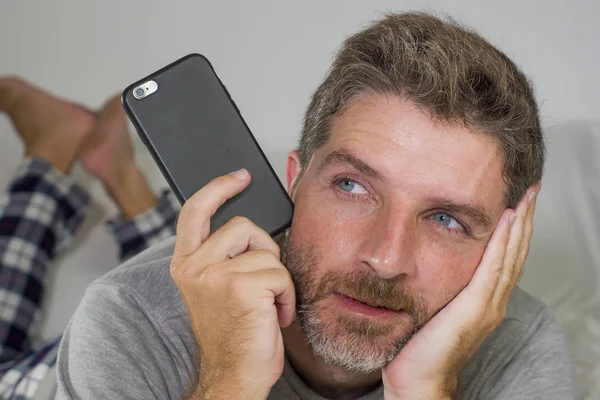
[56,237,195,399]
[505,286,548,324]
[486,286,571,359]
[461,287,578,399]
[505,286,575,366]
[92,236,184,320]
[503,287,571,355]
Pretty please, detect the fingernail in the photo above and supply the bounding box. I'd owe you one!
[528,190,537,202]
[231,168,248,180]
[509,213,516,225]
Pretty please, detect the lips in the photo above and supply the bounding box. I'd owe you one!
[338,293,397,311]
[334,294,400,319]
[355,298,392,310]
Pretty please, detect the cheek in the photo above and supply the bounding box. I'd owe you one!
[417,238,487,313]
[290,190,368,269]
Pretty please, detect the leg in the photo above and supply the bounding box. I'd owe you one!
[0,77,94,174]
[0,77,94,362]
[80,96,178,261]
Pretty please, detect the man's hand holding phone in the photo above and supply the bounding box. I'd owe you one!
[170,169,296,400]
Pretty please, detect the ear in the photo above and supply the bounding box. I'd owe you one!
[286,150,302,197]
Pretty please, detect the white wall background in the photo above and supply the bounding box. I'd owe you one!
[0,0,598,341]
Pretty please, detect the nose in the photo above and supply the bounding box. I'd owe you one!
[359,208,417,280]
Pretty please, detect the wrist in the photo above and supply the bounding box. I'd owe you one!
[196,368,270,400]
[384,378,457,400]
[26,148,74,174]
[385,391,454,400]
[194,381,269,400]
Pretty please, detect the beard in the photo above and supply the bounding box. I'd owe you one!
[279,229,428,374]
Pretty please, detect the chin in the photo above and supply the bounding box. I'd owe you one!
[298,301,416,374]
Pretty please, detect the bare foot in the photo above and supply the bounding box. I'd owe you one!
[0,76,95,173]
[79,95,134,185]
[80,95,157,219]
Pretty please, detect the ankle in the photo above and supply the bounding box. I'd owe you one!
[105,165,158,219]
[26,147,75,174]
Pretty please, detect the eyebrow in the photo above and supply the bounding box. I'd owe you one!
[318,149,382,179]
[429,198,493,229]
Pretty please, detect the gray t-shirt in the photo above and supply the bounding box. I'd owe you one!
[55,237,578,399]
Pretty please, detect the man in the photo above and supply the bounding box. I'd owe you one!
[56,12,577,399]
[0,78,179,399]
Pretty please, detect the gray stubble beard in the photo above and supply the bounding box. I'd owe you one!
[280,229,424,374]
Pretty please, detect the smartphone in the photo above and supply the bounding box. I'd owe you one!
[122,53,293,237]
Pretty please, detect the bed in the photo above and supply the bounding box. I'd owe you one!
[31,121,600,399]
[519,121,600,399]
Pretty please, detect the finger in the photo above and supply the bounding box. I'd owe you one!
[244,268,296,328]
[516,186,540,270]
[492,188,534,306]
[173,169,251,260]
[465,208,513,302]
[503,186,539,302]
[189,216,279,268]
[206,249,285,277]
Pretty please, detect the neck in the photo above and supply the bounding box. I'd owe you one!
[282,321,382,399]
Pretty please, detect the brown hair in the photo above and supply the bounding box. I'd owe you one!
[298,12,544,207]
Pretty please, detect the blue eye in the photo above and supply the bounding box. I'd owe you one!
[432,212,462,230]
[337,179,367,194]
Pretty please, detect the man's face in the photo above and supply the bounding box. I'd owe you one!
[282,94,507,373]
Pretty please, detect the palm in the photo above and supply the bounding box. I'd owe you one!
[383,286,476,390]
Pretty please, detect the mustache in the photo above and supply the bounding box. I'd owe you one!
[309,271,426,320]
[281,229,427,325]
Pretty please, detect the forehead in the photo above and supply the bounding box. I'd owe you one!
[318,94,506,209]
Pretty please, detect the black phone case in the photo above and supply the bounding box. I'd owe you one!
[122,53,293,237]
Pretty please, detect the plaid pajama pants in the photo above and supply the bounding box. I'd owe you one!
[0,158,179,399]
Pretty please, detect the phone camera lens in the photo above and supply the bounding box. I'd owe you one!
[135,88,145,97]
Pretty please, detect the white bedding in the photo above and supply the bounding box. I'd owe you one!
[520,121,600,399]
[32,122,600,399]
